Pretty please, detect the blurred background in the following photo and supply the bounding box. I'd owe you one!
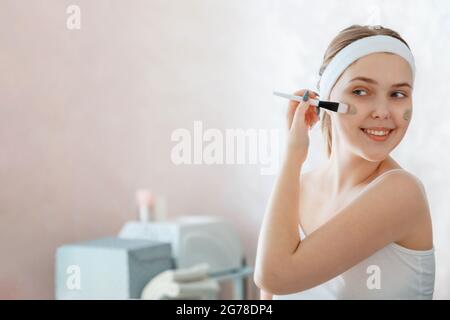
[0,0,449,299]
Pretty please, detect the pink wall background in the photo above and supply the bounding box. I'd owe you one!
[0,0,274,299]
[1,0,449,299]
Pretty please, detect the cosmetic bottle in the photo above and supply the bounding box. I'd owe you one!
[136,189,155,223]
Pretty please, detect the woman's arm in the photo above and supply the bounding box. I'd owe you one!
[253,149,305,289]
[255,169,429,295]
[253,89,320,294]
[260,289,273,300]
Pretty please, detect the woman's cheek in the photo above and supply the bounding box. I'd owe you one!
[391,106,412,126]
[339,117,362,137]
[402,108,412,121]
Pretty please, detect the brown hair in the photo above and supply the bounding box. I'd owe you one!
[316,25,410,158]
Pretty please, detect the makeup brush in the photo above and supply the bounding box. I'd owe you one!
[273,91,357,115]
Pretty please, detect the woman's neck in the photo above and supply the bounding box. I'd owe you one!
[321,149,393,199]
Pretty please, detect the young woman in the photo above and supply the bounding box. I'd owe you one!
[254,25,435,299]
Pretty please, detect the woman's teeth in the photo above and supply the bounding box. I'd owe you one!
[360,128,393,141]
[363,129,390,136]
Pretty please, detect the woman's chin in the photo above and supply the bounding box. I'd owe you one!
[353,146,391,162]
[359,151,391,162]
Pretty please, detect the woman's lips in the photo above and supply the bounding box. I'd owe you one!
[360,128,394,142]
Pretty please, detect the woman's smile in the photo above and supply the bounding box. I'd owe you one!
[359,126,395,142]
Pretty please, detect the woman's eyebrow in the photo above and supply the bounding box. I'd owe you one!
[348,76,412,88]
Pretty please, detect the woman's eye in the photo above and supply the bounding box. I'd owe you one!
[392,91,407,98]
[351,89,408,98]
[352,89,368,96]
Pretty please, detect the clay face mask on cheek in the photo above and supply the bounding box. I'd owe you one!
[403,109,412,121]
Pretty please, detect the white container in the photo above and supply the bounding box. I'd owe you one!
[119,215,243,275]
[55,237,173,299]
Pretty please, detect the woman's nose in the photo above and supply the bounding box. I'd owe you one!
[370,98,392,119]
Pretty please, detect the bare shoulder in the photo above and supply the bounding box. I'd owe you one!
[368,169,432,249]
[299,166,432,250]
[370,169,428,204]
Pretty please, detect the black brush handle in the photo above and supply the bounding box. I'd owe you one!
[317,101,339,112]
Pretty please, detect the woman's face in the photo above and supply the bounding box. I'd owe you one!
[327,52,414,161]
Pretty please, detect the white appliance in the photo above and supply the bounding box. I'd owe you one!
[118,215,243,275]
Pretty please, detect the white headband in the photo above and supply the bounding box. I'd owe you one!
[318,35,415,100]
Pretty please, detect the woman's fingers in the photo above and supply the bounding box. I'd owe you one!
[286,89,319,130]
[291,91,312,130]
[306,105,320,129]
[286,90,319,158]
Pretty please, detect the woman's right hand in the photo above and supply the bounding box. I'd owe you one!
[285,89,320,161]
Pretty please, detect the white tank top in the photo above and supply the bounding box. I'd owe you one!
[273,171,436,300]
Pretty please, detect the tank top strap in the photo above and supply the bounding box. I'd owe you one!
[369,168,406,185]
[298,224,306,240]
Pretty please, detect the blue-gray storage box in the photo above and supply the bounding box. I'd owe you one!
[55,237,174,299]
